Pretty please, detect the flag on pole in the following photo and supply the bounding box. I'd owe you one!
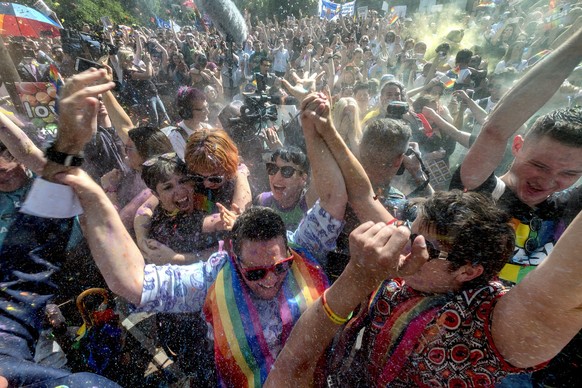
[155,16,171,29]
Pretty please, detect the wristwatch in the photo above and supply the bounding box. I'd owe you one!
[45,144,85,167]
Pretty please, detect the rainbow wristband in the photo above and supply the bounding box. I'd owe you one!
[321,289,350,325]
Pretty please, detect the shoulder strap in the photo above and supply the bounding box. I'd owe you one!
[492,176,506,201]
[174,125,190,143]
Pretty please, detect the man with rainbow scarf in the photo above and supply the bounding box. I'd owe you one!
[33,68,348,388]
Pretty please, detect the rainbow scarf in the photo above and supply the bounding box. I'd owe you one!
[203,248,328,387]
[367,283,448,385]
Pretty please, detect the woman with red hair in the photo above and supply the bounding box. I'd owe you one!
[135,128,251,265]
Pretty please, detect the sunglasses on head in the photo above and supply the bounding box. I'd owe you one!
[392,220,447,261]
[142,152,178,167]
[266,162,302,178]
[238,254,294,281]
[189,174,224,185]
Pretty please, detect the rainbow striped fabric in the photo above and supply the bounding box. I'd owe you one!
[442,78,455,89]
[48,64,62,93]
[389,14,399,25]
[203,248,328,387]
[527,49,551,68]
[192,192,215,213]
[368,282,448,385]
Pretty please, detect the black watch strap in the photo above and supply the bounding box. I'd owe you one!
[45,144,85,167]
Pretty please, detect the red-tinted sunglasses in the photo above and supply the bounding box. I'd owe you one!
[237,254,294,281]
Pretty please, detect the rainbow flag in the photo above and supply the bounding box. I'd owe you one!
[527,49,551,68]
[192,192,215,213]
[203,249,328,387]
[48,64,63,94]
[443,78,455,89]
[389,14,398,25]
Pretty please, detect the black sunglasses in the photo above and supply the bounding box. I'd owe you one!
[523,217,542,253]
[189,174,224,185]
[266,162,302,178]
[393,220,445,261]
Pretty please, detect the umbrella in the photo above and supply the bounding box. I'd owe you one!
[0,2,61,38]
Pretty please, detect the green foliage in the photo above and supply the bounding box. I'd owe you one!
[19,0,163,29]
[17,0,317,31]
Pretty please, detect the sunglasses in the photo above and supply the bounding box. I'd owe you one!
[266,162,302,178]
[142,152,178,167]
[189,173,224,185]
[238,254,294,281]
[392,220,447,261]
[522,217,542,253]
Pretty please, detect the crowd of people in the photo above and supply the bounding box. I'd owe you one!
[2,0,582,387]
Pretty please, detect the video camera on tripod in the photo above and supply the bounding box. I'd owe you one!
[60,29,118,60]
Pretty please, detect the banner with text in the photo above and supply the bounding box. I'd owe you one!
[319,0,356,20]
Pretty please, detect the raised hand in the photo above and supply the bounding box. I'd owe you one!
[348,221,428,283]
[56,68,116,154]
[217,202,241,231]
[281,70,326,102]
[452,89,471,104]
[300,92,333,137]
[264,127,284,150]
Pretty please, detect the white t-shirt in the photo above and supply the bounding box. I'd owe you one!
[162,121,212,160]
[272,48,290,73]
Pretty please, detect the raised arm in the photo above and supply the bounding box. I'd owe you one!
[98,64,135,145]
[453,89,488,125]
[492,207,582,368]
[40,69,144,303]
[422,107,471,149]
[301,93,347,221]
[231,168,252,211]
[302,93,393,223]
[58,168,145,304]
[266,221,427,386]
[460,27,582,189]
[0,111,46,174]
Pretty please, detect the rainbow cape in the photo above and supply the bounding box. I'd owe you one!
[367,282,448,385]
[203,248,328,387]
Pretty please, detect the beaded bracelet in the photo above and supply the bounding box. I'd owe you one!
[321,289,349,325]
[386,218,400,226]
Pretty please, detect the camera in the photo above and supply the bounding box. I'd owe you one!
[386,101,409,119]
[60,28,117,59]
[238,93,279,124]
[75,57,104,72]
[227,92,279,144]
[396,148,416,176]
